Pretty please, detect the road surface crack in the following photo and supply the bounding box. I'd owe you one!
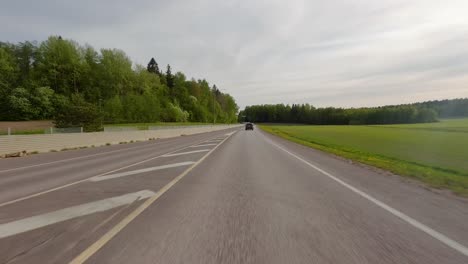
[4,233,60,264]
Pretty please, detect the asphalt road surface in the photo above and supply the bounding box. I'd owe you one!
[1,127,468,263]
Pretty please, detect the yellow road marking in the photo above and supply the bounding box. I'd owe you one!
[69,131,235,264]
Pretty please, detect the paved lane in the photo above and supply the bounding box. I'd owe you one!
[0,129,238,205]
[0,128,237,263]
[1,127,468,263]
[85,128,468,264]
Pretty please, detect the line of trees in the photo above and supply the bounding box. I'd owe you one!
[239,98,468,125]
[414,99,468,118]
[0,36,239,130]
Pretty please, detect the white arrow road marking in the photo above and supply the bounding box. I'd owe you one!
[0,190,155,239]
[89,162,195,182]
[70,131,237,264]
[162,149,210,157]
[189,144,217,147]
[203,141,222,144]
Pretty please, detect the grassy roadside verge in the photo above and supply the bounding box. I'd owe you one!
[0,129,45,135]
[104,122,214,127]
[0,122,221,134]
[260,125,468,196]
[103,122,216,130]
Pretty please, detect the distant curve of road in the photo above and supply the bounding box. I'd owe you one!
[0,127,467,263]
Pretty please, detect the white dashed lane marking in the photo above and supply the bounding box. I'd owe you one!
[189,144,218,147]
[203,140,222,144]
[162,149,210,157]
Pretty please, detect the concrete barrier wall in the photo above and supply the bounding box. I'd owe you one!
[0,125,241,156]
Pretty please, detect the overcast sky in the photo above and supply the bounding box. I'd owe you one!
[2,0,468,108]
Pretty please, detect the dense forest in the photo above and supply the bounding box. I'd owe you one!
[239,98,468,125]
[0,36,238,130]
[414,99,468,118]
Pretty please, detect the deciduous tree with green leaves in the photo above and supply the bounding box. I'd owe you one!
[0,36,240,130]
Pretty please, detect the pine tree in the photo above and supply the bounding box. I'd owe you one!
[166,64,174,89]
[213,84,221,97]
[147,57,160,75]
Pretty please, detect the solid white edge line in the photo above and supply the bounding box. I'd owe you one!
[265,136,468,257]
[0,190,156,239]
[89,162,196,182]
[0,132,231,208]
[70,130,236,263]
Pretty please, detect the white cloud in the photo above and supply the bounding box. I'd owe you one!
[2,0,468,108]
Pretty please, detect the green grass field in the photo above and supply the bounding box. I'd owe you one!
[260,118,468,196]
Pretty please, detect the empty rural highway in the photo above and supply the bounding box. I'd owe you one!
[1,127,468,263]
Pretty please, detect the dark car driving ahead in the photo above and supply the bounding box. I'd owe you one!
[245,123,254,130]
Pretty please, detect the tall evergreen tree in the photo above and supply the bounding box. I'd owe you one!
[213,84,221,97]
[166,64,174,89]
[147,57,160,75]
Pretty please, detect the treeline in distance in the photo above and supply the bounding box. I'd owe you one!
[0,36,238,130]
[239,98,468,125]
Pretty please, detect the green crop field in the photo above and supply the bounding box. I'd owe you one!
[260,118,468,196]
